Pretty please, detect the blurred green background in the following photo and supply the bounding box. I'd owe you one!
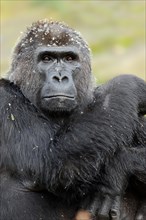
[1,0,145,83]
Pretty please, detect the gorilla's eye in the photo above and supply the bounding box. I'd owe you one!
[41,54,53,63]
[64,54,77,62]
[65,56,73,62]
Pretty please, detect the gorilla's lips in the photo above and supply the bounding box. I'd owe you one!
[43,95,75,100]
[40,95,77,112]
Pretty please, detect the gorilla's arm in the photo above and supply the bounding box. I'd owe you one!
[80,75,146,219]
[0,79,58,189]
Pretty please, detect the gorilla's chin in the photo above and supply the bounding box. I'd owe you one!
[40,97,77,113]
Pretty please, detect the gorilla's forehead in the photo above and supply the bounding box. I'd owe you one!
[35,46,79,54]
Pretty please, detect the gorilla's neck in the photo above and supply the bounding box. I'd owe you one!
[42,109,73,127]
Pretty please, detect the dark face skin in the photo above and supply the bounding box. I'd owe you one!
[35,46,81,113]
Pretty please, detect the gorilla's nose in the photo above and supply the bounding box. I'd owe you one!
[52,75,69,84]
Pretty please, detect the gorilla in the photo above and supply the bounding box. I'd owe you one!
[0,20,146,220]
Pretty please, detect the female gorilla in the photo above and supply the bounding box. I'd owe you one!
[0,20,146,220]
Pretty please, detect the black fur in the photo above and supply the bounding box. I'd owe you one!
[1,19,146,220]
[0,74,146,220]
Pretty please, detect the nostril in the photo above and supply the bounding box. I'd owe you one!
[52,76,60,82]
[62,76,69,83]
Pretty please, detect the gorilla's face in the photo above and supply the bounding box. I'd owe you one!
[35,46,81,112]
[9,20,93,115]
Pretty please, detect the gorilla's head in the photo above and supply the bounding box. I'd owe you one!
[8,20,93,114]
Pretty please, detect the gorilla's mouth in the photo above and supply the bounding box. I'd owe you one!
[43,95,75,100]
[40,95,77,113]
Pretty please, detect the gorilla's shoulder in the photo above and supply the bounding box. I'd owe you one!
[0,78,22,96]
[94,74,146,96]
[106,74,145,88]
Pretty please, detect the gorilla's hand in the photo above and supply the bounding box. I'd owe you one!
[84,194,121,220]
